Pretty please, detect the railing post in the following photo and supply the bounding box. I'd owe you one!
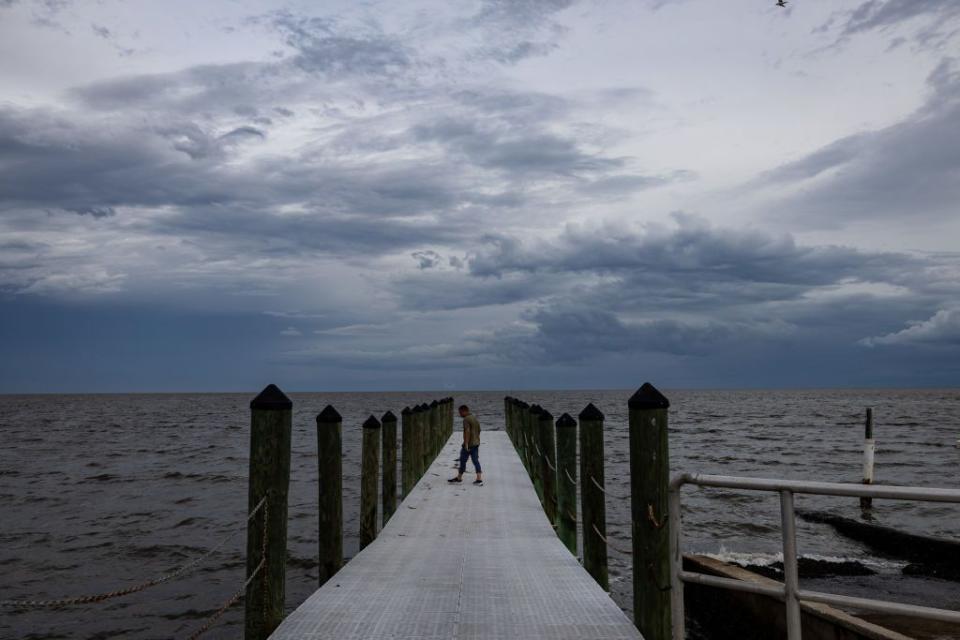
[516,400,529,473]
[360,415,381,550]
[401,406,414,498]
[245,384,292,640]
[668,478,685,640]
[629,382,672,640]
[780,489,802,639]
[579,402,609,590]
[504,396,512,443]
[555,413,578,555]
[382,410,397,525]
[316,405,343,587]
[538,408,558,524]
[861,407,875,511]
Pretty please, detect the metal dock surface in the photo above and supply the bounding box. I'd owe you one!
[269,431,642,639]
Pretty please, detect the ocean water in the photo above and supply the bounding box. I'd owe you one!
[1,389,958,639]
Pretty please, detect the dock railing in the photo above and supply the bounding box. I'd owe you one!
[668,474,960,640]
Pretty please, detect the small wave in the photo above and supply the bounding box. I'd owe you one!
[84,473,120,482]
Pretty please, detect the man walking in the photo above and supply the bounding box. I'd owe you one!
[449,404,483,484]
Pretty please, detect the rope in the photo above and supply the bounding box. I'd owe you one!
[533,444,556,471]
[188,496,270,640]
[564,509,578,524]
[563,468,576,486]
[591,524,632,556]
[184,558,265,640]
[588,476,630,501]
[0,498,268,609]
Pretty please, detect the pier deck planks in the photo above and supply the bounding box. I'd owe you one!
[268,431,642,640]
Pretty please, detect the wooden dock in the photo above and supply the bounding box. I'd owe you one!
[268,431,642,639]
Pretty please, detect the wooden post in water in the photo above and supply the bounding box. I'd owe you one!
[518,400,532,476]
[861,408,875,510]
[317,405,343,587]
[245,384,292,640]
[538,408,558,525]
[556,412,578,556]
[430,400,440,459]
[382,410,398,525]
[504,396,513,444]
[629,383,672,640]
[529,404,544,501]
[360,415,381,550]
[579,402,609,591]
[316,405,343,587]
[419,403,431,471]
[401,406,414,498]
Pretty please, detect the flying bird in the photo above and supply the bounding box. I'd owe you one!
[776,0,788,6]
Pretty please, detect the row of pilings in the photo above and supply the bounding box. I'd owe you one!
[244,386,454,640]
[505,383,673,640]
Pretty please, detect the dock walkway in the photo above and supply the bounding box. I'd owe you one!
[269,431,642,639]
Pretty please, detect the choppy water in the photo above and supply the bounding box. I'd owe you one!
[1,389,958,639]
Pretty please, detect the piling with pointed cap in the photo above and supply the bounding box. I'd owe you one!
[504,396,513,443]
[381,410,398,524]
[401,407,414,498]
[578,402,609,591]
[316,404,343,587]
[861,407,875,510]
[538,408,558,524]
[360,415,381,550]
[411,404,424,482]
[528,405,544,500]
[628,382,672,640]
[418,403,431,475]
[245,384,292,640]
[430,399,440,459]
[517,400,531,476]
[555,413,578,555]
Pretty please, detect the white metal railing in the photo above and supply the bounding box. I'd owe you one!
[668,474,960,640]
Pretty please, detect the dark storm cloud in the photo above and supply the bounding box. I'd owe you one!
[754,58,960,224]
[821,0,960,51]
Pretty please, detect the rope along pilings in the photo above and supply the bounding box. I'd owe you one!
[591,524,632,556]
[533,444,556,471]
[588,475,630,501]
[0,497,267,610]
[186,498,269,640]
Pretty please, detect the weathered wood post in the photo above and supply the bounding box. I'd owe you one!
[518,400,531,476]
[360,415,381,550]
[430,399,440,458]
[316,405,343,587]
[245,384,292,640]
[401,406,414,498]
[538,408,558,525]
[529,404,544,500]
[579,402,609,591]
[556,412,578,555]
[317,405,343,586]
[629,383,672,640]
[504,396,513,443]
[382,410,398,524]
[861,407,875,510]
[419,403,431,473]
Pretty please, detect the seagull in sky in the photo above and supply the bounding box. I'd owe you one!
[776,0,788,6]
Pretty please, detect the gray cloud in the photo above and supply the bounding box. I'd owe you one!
[862,308,960,347]
[754,58,960,224]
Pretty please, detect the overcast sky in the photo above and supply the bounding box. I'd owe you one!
[1,0,958,392]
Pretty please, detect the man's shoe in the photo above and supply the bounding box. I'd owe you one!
[448,477,462,483]
[473,479,483,485]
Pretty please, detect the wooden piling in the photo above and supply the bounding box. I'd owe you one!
[401,406,414,498]
[419,403,431,473]
[504,396,513,443]
[529,404,544,500]
[517,400,531,476]
[430,399,440,458]
[382,410,398,525]
[360,415,381,551]
[316,404,343,587]
[861,407,875,510]
[629,382,672,640]
[579,402,609,591]
[555,412,578,556]
[538,408,558,525]
[245,384,292,640]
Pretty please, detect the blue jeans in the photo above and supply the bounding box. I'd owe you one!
[459,445,481,474]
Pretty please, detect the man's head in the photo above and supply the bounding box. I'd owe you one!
[458,404,469,417]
